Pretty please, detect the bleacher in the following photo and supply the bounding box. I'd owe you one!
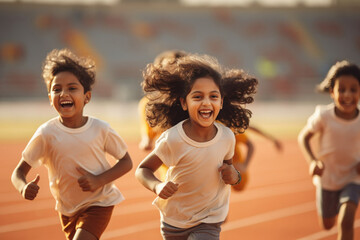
[1,3,360,102]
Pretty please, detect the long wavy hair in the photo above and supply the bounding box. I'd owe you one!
[142,54,258,133]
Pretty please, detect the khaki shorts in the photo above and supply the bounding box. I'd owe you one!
[59,205,114,240]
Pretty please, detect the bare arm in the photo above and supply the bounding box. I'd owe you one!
[11,160,40,200]
[135,152,178,199]
[77,152,133,192]
[241,139,254,171]
[249,126,282,151]
[298,127,324,176]
[298,127,316,164]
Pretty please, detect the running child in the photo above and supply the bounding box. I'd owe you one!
[138,51,281,191]
[11,48,133,240]
[135,53,258,239]
[298,60,360,240]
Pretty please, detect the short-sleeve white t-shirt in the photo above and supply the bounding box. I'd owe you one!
[305,103,360,190]
[22,117,128,216]
[153,120,235,228]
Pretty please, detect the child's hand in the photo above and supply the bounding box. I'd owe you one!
[218,163,240,185]
[77,167,101,192]
[155,181,179,199]
[22,175,40,200]
[309,160,324,176]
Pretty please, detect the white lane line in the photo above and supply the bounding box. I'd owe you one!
[230,180,313,203]
[0,217,59,233]
[0,199,54,215]
[101,202,316,239]
[0,180,313,234]
[0,180,312,215]
[102,220,160,239]
[222,202,315,232]
[0,192,53,203]
[298,219,360,240]
[112,201,155,215]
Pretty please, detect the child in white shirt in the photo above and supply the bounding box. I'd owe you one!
[11,48,133,240]
[136,53,258,239]
[298,60,360,240]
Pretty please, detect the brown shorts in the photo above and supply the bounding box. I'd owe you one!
[59,205,114,240]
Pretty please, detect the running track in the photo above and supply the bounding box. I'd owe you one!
[1,138,359,239]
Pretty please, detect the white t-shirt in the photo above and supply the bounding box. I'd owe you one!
[153,120,235,228]
[22,117,128,216]
[305,103,360,190]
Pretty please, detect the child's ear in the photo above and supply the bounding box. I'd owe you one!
[84,91,92,104]
[180,97,187,111]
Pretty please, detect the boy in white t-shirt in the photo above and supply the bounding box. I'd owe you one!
[298,60,360,240]
[11,48,133,240]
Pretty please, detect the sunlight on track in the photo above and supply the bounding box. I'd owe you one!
[223,202,315,231]
[298,219,360,240]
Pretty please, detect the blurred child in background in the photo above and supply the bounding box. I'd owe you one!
[11,48,133,240]
[298,60,360,240]
[231,125,282,191]
[138,50,188,151]
[135,53,258,239]
[138,50,282,192]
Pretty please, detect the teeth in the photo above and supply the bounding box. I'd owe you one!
[200,110,211,114]
[61,101,72,104]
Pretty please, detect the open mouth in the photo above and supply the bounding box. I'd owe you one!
[199,110,212,119]
[60,100,74,108]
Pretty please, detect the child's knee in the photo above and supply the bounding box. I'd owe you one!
[320,216,336,230]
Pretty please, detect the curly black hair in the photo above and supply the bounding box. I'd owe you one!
[42,48,96,93]
[142,54,258,133]
[317,60,360,93]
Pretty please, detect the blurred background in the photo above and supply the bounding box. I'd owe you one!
[1,0,360,140]
[1,2,360,239]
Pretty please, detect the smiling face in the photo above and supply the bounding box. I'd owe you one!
[48,71,91,128]
[180,77,223,129]
[330,75,360,120]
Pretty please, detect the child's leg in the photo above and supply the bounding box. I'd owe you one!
[316,186,339,230]
[337,183,360,240]
[337,201,357,240]
[73,228,97,240]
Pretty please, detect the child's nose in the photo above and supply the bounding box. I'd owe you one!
[60,89,69,96]
[203,97,211,105]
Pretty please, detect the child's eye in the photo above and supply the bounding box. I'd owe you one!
[52,88,61,93]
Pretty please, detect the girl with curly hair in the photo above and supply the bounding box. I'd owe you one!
[135,53,258,240]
